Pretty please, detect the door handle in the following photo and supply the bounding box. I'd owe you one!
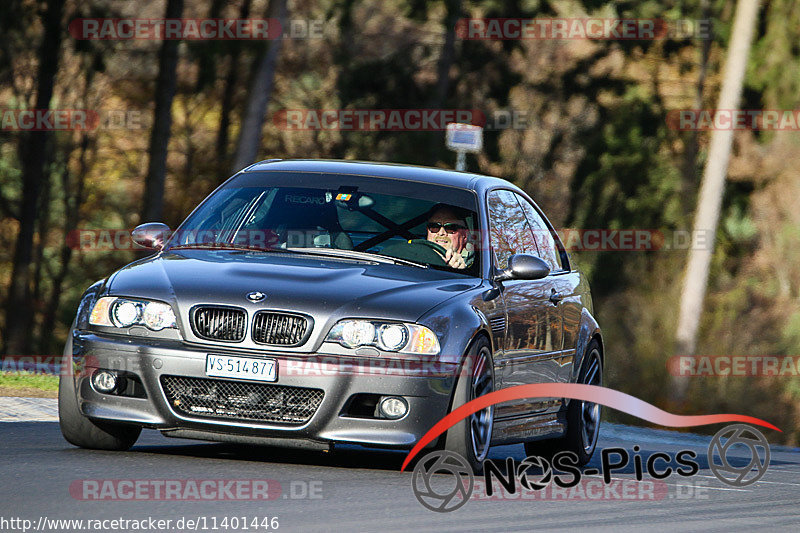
[549,290,563,305]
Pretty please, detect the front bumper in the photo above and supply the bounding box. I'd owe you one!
[69,330,457,449]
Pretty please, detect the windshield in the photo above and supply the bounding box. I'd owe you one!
[168,172,481,274]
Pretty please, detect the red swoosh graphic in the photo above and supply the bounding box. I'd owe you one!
[400,383,781,472]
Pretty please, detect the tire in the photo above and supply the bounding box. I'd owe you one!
[58,339,141,451]
[443,335,495,474]
[524,339,602,466]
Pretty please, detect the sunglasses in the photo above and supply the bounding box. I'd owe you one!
[426,222,467,234]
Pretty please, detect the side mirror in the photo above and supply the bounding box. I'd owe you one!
[132,223,171,251]
[494,254,550,282]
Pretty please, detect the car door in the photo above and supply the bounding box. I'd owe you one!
[487,189,562,419]
[515,192,575,387]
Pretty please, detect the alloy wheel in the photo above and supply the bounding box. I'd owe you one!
[469,346,494,462]
[579,348,602,455]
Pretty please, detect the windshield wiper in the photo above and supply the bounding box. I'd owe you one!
[167,243,428,268]
[167,243,284,253]
[284,247,428,268]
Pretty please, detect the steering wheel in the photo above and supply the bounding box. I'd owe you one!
[406,239,449,266]
[378,239,448,266]
[381,239,476,269]
[415,239,481,269]
[417,239,476,267]
[413,238,448,257]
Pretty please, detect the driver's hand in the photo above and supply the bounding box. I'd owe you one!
[444,248,467,269]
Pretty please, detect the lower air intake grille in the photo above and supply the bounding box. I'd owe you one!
[192,306,246,342]
[252,311,310,346]
[161,376,323,425]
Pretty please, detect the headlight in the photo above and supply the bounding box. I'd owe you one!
[379,324,407,351]
[326,320,440,355]
[113,301,139,327]
[142,301,175,330]
[341,321,376,348]
[89,296,177,331]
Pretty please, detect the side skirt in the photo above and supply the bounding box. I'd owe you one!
[490,410,566,446]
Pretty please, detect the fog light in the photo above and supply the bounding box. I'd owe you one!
[379,396,408,419]
[92,370,117,393]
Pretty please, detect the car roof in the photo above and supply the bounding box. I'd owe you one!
[241,159,516,192]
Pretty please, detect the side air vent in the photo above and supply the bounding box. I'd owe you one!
[489,316,506,333]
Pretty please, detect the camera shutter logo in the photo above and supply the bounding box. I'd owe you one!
[411,451,474,513]
[708,424,770,487]
[516,456,553,491]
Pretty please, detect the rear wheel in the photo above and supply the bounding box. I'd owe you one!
[58,343,141,451]
[443,336,494,473]
[524,339,602,465]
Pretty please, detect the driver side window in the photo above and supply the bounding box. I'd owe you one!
[487,190,539,269]
[514,192,562,271]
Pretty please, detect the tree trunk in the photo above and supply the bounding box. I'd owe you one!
[39,134,91,355]
[3,0,64,356]
[672,0,761,400]
[194,0,226,92]
[429,0,461,109]
[230,0,288,173]
[331,0,356,160]
[216,0,252,175]
[31,162,53,306]
[425,0,461,165]
[141,0,184,223]
[681,0,712,211]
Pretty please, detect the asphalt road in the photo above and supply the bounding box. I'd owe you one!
[0,419,798,532]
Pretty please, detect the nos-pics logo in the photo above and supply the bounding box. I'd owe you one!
[411,424,770,512]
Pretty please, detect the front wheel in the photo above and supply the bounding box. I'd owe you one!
[524,339,602,465]
[443,336,495,473]
[58,343,141,451]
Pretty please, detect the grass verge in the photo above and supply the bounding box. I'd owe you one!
[0,372,59,398]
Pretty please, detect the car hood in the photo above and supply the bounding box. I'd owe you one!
[106,249,479,349]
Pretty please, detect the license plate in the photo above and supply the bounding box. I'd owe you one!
[205,354,277,382]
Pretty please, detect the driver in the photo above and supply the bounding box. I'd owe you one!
[426,204,473,270]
